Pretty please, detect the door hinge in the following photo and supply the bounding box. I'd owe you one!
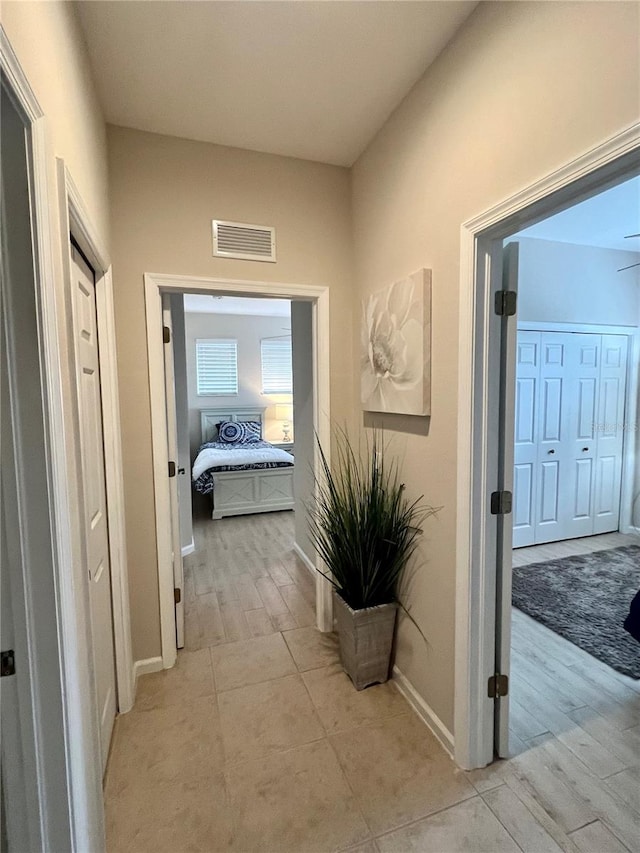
[495,290,517,316]
[163,325,171,344]
[491,490,512,515]
[1,650,16,677]
[488,673,509,698]
[174,588,181,604]
[168,460,176,478]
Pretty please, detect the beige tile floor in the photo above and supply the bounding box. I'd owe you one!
[104,516,640,852]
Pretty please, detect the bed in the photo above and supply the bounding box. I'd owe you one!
[192,407,295,520]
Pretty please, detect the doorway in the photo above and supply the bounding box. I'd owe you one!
[454,125,640,771]
[143,274,332,671]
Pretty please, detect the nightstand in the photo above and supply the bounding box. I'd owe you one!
[272,441,294,455]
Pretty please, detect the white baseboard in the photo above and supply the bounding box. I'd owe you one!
[392,665,455,758]
[293,542,316,578]
[623,525,640,536]
[181,539,195,558]
[133,656,163,682]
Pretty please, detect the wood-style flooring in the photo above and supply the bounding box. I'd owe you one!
[183,509,316,650]
[106,517,640,851]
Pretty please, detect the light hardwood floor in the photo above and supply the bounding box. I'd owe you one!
[104,518,640,852]
[183,509,317,649]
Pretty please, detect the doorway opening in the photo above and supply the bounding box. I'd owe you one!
[143,274,332,672]
[505,175,640,764]
[454,125,640,772]
[168,292,318,652]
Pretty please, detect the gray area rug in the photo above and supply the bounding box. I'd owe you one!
[512,545,640,678]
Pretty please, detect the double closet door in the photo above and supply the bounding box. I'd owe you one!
[513,330,628,548]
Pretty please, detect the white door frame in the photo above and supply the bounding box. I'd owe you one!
[516,320,639,538]
[0,26,114,851]
[454,121,640,770]
[57,162,134,715]
[144,273,332,670]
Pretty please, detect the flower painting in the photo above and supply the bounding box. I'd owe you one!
[361,269,431,416]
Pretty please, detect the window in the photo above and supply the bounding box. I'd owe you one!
[196,339,238,395]
[261,337,293,395]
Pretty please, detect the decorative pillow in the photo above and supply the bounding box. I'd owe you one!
[218,420,261,444]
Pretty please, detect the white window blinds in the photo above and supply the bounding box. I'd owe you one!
[196,339,238,395]
[261,338,293,395]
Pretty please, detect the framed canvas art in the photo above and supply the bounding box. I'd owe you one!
[361,268,431,416]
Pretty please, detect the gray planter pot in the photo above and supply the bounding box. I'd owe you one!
[334,593,398,690]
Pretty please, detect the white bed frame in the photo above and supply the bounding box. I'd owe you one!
[199,407,295,520]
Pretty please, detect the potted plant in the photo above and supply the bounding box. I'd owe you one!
[309,430,437,690]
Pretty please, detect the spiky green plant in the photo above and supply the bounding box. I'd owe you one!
[308,430,437,611]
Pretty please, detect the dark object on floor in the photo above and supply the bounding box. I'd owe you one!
[512,545,640,679]
[624,589,640,644]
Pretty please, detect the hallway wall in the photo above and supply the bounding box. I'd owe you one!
[108,125,353,661]
[351,0,640,733]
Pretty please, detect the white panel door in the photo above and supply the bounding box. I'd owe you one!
[594,335,628,533]
[512,331,540,547]
[559,334,600,540]
[534,333,568,544]
[71,246,116,771]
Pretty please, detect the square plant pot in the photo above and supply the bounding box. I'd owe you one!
[334,593,398,690]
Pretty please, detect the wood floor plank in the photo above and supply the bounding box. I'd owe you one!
[234,573,263,611]
[604,766,640,815]
[280,584,315,627]
[568,706,640,770]
[532,736,640,852]
[568,820,631,853]
[245,608,276,638]
[255,576,290,617]
[266,559,294,587]
[482,783,565,852]
[196,592,226,646]
[219,599,251,642]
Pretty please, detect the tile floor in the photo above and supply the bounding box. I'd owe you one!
[104,516,640,852]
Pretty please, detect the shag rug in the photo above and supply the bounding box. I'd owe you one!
[512,545,640,678]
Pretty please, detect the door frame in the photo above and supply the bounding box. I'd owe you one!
[57,161,134,715]
[144,273,332,670]
[454,121,640,770]
[516,320,639,538]
[0,26,114,850]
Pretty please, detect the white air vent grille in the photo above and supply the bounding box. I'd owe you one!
[212,220,276,263]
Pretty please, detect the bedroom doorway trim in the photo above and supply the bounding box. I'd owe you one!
[455,122,640,770]
[144,273,332,670]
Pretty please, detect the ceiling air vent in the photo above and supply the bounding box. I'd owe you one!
[212,220,276,263]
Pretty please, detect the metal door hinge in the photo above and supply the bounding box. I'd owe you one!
[491,490,512,515]
[163,325,171,344]
[495,291,517,316]
[1,650,16,677]
[488,673,508,698]
[174,588,182,604]
[168,460,176,478]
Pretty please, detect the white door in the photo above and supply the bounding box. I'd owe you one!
[594,335,628,533]
[71,246,116,771]
[513,330,628,546]
[512,331,541,547]
[162,297,184,647]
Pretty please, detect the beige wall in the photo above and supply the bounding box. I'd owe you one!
[108,125,353,661]
[2,1,110,244]
[352,0,640,732]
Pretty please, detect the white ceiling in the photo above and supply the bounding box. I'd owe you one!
[516,176,640,253]
[183,294,291,317]
[76,1,478,166]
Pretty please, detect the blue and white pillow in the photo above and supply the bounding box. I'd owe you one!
[218,420,261,444]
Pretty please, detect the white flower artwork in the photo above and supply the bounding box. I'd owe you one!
[361,268,431,416]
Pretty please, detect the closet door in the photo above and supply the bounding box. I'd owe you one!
[594,335,628,534]
[512,332,540,547]
[534,333,570,544]
[560,334,600,541]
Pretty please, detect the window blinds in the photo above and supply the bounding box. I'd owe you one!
[261,338,293,395]
[196,339,238,395]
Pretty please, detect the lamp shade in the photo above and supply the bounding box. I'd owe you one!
[275,404,293,423]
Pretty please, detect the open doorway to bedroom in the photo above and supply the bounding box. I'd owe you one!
[169,292,320,650]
